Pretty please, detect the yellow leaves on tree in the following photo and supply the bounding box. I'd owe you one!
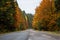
[32,0,60,31]
[13,2,28,30]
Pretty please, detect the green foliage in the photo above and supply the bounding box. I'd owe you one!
[22,11,27,20]
[26,14,33,28]
[20,23,24,30]
[22,11,33,29]
[56,18,60,28]
[55,0,60,11]
[0,0,16,32]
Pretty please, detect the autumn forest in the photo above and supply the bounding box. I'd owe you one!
[0,0,60,33]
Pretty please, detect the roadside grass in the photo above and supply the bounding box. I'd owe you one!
[34,29,60,36]
[47,31,60,36]
[43,31,60,36]
[0,31,16,34]
[0,30,25,34]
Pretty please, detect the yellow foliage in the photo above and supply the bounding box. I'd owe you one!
[32,0,60,31]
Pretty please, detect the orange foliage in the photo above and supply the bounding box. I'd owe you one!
[13,2,28,30]
[32,0,60,31]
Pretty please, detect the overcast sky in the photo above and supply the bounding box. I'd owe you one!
[17,0,42,14]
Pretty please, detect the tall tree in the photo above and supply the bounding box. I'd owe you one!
[0,0,28,32]
[32,0,60,31]
[0,0,16,32]
[55,0,60,12]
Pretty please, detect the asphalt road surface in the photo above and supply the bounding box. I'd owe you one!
[0,29,60,40]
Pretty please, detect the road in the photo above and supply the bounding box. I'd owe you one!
[0,30,29,40]
[28,29,60,40]
[0,29,60,40]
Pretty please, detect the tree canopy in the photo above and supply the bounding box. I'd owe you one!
[32,0,60,31]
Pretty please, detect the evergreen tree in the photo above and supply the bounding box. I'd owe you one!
[0,0,16,32]
[55,0,60,11]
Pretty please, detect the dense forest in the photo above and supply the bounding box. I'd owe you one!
[0,0,29,33]
[32,0,60,31]
[0,0,60,33]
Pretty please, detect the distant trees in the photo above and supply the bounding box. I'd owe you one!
[26,14,33,28]
[22,11,33,29]
[32,0,60,31]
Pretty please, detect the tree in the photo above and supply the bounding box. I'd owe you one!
[12,2,28,30]
[26,14,33,28]
[0,0,16,32]
[0,0,28,32]
[32,0,60,31]
[55,0,60,12]
[55,0,60,31]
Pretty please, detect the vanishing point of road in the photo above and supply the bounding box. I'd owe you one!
[0,29,60,40]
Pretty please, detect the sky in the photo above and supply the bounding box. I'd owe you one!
[17,0,42,14]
